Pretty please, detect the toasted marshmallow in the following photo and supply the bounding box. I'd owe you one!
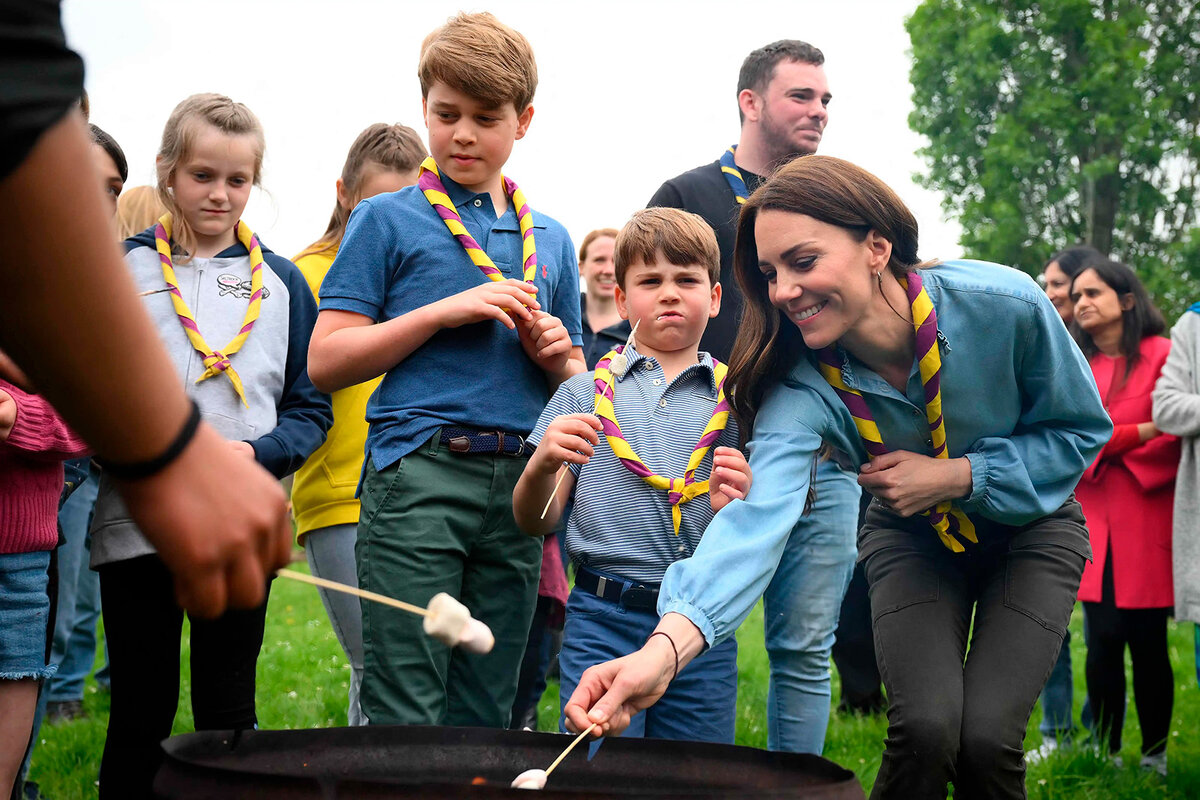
[423,593,470,646]
[458,617,495,654]
[511,768,548,790]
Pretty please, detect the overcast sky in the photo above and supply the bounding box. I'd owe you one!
[62,0,965,263]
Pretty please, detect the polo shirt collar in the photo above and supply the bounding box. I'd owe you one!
[434,167,546,232]
[617,344,720,394]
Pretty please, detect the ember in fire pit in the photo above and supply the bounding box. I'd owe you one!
[154,725,864,799]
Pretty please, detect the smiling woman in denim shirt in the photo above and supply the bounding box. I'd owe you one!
[564,156,1113,800]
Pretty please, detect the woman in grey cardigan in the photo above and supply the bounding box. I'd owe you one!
[1152,303,1200,689]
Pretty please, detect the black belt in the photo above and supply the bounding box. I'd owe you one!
[439,426,531,457]
[575,566,660,611]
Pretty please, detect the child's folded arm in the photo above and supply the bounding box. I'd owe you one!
[310,279,543,394]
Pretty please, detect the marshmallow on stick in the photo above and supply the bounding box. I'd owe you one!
[275,570,493,653]
[539,320,640,520]
[510,722,599,790]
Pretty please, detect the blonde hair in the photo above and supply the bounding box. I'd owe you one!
[614,208,720,288]
[156,93,265,259]
[297,123,427,260]
[418,12,537,111]
[116,185,166,240]
[578,228,619,265]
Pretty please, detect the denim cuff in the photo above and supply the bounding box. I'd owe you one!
[657,598,717,650]
[962,451,989,510]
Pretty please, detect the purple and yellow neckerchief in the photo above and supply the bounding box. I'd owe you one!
[593,347,731,536]
[154,214,263,407]
[416,156,537,283]
[719,145,749,205]
[815,271,978,552]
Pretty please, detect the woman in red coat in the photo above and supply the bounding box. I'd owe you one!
[1070,259,1179,774]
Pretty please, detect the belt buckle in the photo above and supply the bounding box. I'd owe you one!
[621,586,658,610]
[495,431,526,457]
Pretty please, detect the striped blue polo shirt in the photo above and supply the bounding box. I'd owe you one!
[529,344,740,584]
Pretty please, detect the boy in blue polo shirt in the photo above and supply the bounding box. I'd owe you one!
[308,12,585,727]
[513,208,751,742]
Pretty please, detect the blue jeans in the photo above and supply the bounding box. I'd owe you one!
[762,459,859,754]
[558,586,738,743]
[305,523,366,725]
[1037,607,1092,740]
[45,469,107,702]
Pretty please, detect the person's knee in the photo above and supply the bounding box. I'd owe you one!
[959,720,1022,772]
[893,709,960,766]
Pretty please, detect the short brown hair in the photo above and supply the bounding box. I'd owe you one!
[614,208,720,288]
[578,228,619,264]
[737,40,825,124]
[418,12,537,111]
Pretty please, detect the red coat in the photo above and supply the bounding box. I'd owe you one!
[1076,336,1180,608]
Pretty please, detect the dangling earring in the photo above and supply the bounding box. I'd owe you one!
[876,271,884,292]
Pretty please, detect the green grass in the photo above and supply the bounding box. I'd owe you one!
[29,570,1200,798]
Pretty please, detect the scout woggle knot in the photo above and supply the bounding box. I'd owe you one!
[816,271,977,552]
[154,214,264,407]
[593,346,730,536]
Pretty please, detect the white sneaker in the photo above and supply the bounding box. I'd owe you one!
[1139,752,1167,777]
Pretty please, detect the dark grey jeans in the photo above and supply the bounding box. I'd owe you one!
[861,499,1088,800]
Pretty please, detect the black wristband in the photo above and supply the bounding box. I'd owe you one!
[647,631,679,682]
[95,399,201,480]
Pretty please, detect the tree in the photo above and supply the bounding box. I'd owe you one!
[907,0,1200,319]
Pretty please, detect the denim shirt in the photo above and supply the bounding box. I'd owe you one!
[659,259,1113,647]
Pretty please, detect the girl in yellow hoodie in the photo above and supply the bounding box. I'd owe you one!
[292,124,426,724]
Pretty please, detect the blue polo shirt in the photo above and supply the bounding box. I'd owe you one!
[529,345,740,584]
[318,174,583,472]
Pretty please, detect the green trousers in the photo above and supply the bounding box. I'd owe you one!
[356,431,541,726]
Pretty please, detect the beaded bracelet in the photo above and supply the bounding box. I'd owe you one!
[95,399,201,480]
[647,631,679,682]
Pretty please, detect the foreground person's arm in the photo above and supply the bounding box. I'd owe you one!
[0,111,292,617]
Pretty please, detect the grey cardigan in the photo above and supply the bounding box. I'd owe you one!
[1152,308,1200,623]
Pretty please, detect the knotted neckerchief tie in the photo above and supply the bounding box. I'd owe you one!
[815,272,978,553]
[154,214,263,407]
[593,348,731,536]
[417,156,537,283]
[719,145,749,205]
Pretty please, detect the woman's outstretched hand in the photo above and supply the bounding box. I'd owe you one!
[563,613,706,736]
[857,450,972,516]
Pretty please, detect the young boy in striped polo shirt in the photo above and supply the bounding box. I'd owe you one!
[513,208,751,742]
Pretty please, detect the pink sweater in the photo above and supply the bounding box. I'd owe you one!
[0,379,90,554]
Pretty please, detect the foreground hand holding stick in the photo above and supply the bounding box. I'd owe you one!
[275,568,494,652]
[562,614,706,737]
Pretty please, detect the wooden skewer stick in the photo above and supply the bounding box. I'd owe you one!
[539,320,639,520]
[275,568,428,617]
[545,723,599,778]
[139,286,174,297]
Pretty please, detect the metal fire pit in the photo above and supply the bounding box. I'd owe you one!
[154,725,864,799]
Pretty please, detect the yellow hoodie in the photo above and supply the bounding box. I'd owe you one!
[289,246,382,540]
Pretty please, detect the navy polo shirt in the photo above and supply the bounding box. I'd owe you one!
[318,173,583,473]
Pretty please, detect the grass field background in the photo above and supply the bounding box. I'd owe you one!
[28,563,1200,798]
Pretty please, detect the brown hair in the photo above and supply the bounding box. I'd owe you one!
[737,40,825,124]
[614,208,720,288]
[116,185,166,240]
[578,228,619,265]
[418,12,538,111]
[297,123,427,259]
[156,93,265,260]
[727,155,925,434]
